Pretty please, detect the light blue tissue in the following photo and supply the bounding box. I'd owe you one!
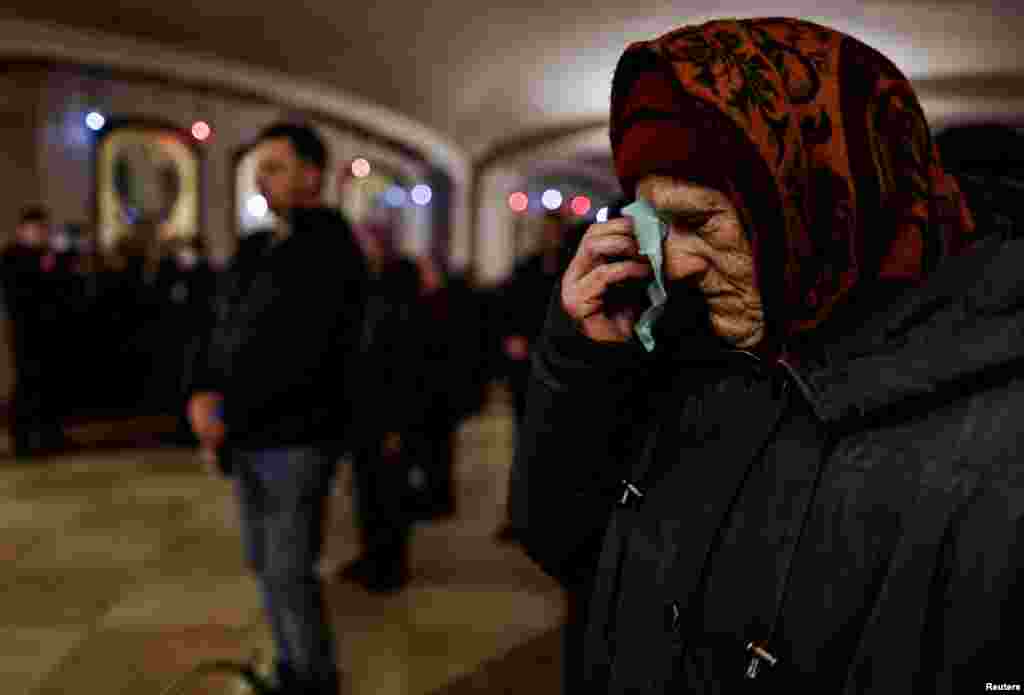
[621,197,668,352]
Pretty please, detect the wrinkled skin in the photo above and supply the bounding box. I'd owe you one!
[562,175,764,349]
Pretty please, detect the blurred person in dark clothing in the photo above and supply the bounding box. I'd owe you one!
[154,239,218,439]
[497,211,603,695]
[1,206,67,458]
[45,223,98,419]
[49,224,116,419]
[407,255,496,524]
[444,269,494,423]
[502,212,568,421]
[410,253,458,521]
[935,123,1024,242]
[388,256,495,530]
[76,236,159,414]
[187,122,367,695]
[120,237,187,416]
[339,222,433,594]
[493,212,568,544]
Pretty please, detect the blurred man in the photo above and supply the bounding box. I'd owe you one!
[1,206,66,458]
[339,222,441,594]
[496,211,598,694]
[502,213,567,420]
[413,253,494,525]
[494,212,567,542]
[188,122,367,695]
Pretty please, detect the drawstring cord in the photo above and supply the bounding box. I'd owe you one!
[678,349,832,679]
[676,355,792,664]
[758,361,836,676]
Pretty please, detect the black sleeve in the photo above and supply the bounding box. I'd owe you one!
[509,282,652,588]
[185,265,235,395]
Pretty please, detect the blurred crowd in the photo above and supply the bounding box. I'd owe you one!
[2,119,1020,495]
[0,207,218,456]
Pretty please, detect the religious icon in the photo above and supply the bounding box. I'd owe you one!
[95,121,200,257]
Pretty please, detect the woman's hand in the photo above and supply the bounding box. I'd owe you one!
[561,217,652,343]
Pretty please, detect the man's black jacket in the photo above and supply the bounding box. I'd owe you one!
[191,207,368,452]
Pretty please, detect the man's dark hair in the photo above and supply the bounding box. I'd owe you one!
[256,122,328,171]
[18,206,49,225]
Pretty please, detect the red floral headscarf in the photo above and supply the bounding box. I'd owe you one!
[610,18,975,341]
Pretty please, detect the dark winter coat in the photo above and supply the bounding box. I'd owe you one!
[351,257,435,441]
[432,272,492,424]
[499,251,562,418]
[511,232,1024,693]
[0,245,62,359]
[191,207,367,452]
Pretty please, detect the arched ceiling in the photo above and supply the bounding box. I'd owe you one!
[2,1,1022,162]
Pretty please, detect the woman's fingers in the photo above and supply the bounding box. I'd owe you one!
[565,259,651,320]
[560,216,655,343]
[564,218,638,285]
[579,259,652,301]
[588,234,640,261]
[611,304,641,336]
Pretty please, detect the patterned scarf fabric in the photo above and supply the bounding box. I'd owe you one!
[610,17,975,342]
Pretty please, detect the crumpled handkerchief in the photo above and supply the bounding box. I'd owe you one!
[621,196,668,352]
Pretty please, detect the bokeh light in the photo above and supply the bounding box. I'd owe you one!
[508,192,529,212]
[541,189,563,211]
[570,195,592,216]
[411,184,433,206]
[247,194,269,218]
[51,231,71,253]
[351,158,371,178]
[191,121,212,141]
[85,112,106,131]
[384,185,407,207]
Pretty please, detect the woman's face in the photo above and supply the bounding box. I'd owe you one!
[636,175,765,349]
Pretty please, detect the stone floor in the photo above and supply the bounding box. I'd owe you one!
[0,392,566,695]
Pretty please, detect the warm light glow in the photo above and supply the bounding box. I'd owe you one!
[570,195,592,216]
[85,112,106,131]
[191,121,212,141]
[247,194,269,218]
[52,231,71,253]
[541,189,563,211]
[508,192,529,213]
[384,185,407,207]
[411,184,432,206]
[351,158,371,178]
[596,207,609,223]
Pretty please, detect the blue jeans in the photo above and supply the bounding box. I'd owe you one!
[233,447,339,693]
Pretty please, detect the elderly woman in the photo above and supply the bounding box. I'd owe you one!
[511,17,1022,693]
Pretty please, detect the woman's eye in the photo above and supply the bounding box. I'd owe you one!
[668,214,711,231]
